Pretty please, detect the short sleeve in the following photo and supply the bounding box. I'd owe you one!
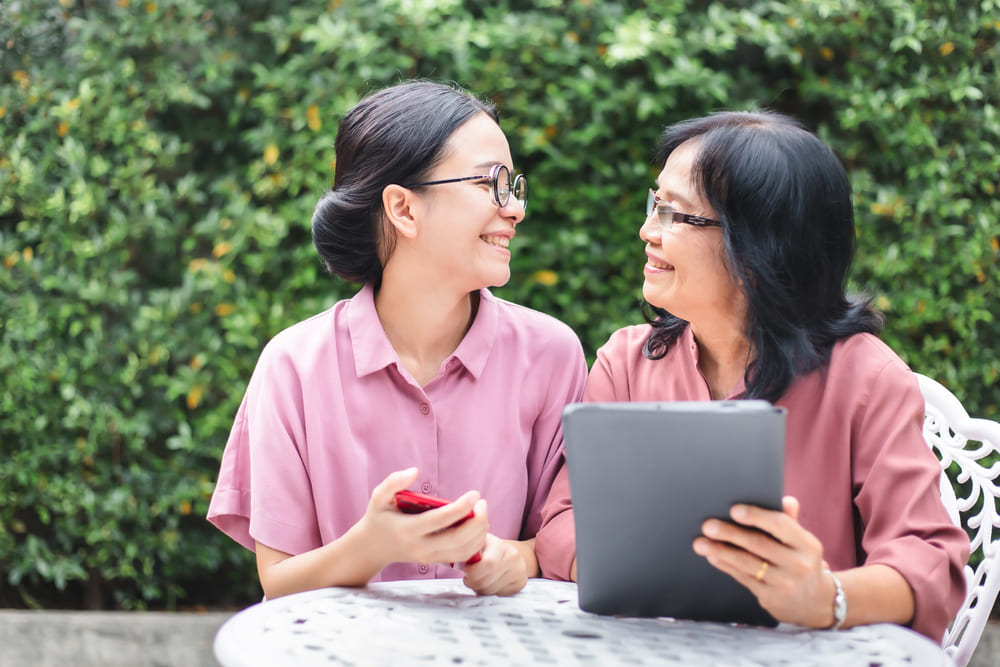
[207,341,323,556]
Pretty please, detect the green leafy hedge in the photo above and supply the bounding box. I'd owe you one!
[2,0,997,609]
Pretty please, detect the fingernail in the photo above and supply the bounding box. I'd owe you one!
[731,505,747,520]
[703,520,719,537]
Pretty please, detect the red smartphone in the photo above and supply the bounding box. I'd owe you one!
[394,490,482,564]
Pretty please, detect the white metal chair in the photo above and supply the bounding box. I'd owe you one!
[915,372,1000,667]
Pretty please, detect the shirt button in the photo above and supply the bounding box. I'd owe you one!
[421,482,432,493]
[418,564,429,574]
[419,403,430,415]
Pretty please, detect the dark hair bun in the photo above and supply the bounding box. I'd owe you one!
[311,187,380,285]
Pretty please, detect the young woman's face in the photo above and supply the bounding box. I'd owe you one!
[413,113,525,291]
[640,139,743,326]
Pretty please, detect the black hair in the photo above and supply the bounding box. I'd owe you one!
[643,110,884,402]
[311,80,498,287]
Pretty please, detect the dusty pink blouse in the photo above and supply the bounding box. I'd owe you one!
[535,324,968,640]
[208,284,587,582]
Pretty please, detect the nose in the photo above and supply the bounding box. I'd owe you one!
[501,198,526,225]
[639,210,660,243]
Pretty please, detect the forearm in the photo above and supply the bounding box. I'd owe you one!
[835,564,914,630]
[256,521,387,599]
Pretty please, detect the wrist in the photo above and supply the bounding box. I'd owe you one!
[347,515,392,574]
[512,538,539,577]
[825,568,848,631]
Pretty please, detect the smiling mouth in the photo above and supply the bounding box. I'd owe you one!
[481,235,510,249]
[647,258,673,270]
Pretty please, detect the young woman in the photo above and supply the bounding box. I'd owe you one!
[535,111,968,640]
[208,80,586,599]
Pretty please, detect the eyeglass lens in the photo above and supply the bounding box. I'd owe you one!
[494,165,527,210]
[646,189,670,228]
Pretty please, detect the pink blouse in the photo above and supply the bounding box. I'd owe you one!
[535,324,968,640]
[208,284,587,582]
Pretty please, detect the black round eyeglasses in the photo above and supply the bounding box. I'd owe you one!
[408,164,527,211]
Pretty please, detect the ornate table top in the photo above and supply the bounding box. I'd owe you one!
[214,578,952,666]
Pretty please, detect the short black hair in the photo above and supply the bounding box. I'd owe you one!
[644,110,883,402]
[311,80,498,287]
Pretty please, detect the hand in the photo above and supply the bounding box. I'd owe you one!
[692,496,836,628]
[461,533,530,596]
[358,468,489,569]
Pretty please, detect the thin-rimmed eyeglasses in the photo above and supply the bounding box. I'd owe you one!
[408,164,527,210]
[646,189,721,230]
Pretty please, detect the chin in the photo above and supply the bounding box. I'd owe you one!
[642,285,668,309]
[489,273,511,288]
[484,264,511,288]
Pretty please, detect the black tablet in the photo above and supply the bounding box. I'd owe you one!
[563,400,786,626]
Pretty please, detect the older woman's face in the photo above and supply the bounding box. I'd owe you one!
[640,139,744,329]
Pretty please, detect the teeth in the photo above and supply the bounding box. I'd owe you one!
[481,235,510,249]
[648,259,672,270]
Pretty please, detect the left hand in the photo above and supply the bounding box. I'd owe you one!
[692,496,836,628]
[461,533,530,597]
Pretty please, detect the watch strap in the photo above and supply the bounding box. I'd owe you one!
[825,568,847,630]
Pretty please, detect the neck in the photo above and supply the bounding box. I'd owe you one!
[374,274,478,385]
[690,318,752,400]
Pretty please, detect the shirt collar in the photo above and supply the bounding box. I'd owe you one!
[450,288,498,380]
[348,284,498,380]
[348,284,398,377]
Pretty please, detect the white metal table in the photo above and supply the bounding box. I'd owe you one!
[214,579,953,666]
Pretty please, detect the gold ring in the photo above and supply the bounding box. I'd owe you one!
[754,560,770,582]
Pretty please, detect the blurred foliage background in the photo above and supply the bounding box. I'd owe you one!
[1,0,997,610]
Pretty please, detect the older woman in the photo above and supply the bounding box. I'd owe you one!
[535,111,968,640]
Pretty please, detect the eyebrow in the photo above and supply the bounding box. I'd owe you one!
[472,160,515,172]
[653,184,699,211]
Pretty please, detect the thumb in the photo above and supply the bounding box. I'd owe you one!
[372,467,419,505]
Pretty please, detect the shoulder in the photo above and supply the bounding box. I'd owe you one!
[811,333,923,425]
[596,323,655,363]
[828,333,914,386]
[253,298,352,381]
[264,305,342,356]
[488,292,583,356]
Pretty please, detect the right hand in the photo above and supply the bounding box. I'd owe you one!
[359,468,488,569]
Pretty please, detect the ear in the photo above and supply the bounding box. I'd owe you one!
[382,184,420,240]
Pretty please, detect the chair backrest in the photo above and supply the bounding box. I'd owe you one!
[915,372,1000,667]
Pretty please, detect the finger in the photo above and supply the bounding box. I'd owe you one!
[471,498,488,523]
[693,536,773,587]
[412,492,484,535]
[462,557,501,593]
[371,467,419,506]
[463,537,520,595]
[419,505,488,563]
[728,503,807,550]
[701,517,791,566]
[455,503,489,557]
